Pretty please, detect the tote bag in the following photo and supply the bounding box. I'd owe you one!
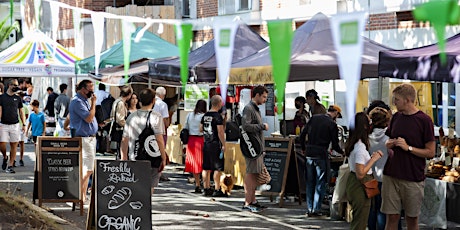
[332,157,350,204]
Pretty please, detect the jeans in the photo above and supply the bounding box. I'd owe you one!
[305,157,327,213]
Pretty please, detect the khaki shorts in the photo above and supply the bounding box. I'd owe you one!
[0,123,20,143]
[245,154,264,174]
[82,137,96,172]
[381,175,425,217]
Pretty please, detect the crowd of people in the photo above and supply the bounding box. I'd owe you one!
[0,78,436,229]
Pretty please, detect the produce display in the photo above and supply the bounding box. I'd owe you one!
[426,127,460,183]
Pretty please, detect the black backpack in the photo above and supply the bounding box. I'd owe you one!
[134,111,162,168]
[100,95,115,122]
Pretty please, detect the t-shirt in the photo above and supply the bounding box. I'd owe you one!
[153,96,169,119]
[201,111,223,143]
[349,140,372,175]
[384,111,435,182]
[29,112,45,136]
[0,93,23,124]
[123,110,164,160]
[68,93,98,137]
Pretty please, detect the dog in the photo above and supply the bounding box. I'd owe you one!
[220,174,234,196]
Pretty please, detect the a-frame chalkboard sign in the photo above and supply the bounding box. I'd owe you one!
[86,160,152,230]
[261,137,302,207]
[34,137,83,215]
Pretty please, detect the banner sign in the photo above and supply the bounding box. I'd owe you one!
[184,84,210,111]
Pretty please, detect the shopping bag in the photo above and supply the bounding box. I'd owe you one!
[332,157,350,204]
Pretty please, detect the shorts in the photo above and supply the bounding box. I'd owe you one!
[381,175,425,217]
[151,167,161,187]
[202,141,224,171]
[32,136,38,143]
[0,123,20,143]
[245,153,265,174]
[82,137,96,172]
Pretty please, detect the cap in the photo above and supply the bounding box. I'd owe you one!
[328,105,342,118]
[305,89,320,100]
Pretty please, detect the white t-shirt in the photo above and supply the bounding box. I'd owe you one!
[153,96,169,119]
[349,140,373,175]
[123,110,164,160]
[95,90,110,106]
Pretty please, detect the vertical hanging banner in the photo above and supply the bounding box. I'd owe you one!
[175,23,193,88]
[267,20,294,115]
[73,10,82,57]
[122,21,135,82]
[49,1,60,55]
[213,20,238,103]
[91,13,105,76]
[330,12,366,129]
[33,0,41,29]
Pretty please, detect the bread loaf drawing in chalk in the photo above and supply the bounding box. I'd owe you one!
[108,187,132,210]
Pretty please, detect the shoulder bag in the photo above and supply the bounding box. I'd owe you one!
[332,157,350,204]
[109,101,124,142]
[362,178,380,198]
[180,113,191,144]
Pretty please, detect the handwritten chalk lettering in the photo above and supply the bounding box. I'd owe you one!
[47,158,72,165]
[107,172,138,183]
[98,215,141,230]
[100,162,132,174]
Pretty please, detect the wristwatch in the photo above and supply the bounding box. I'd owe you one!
[408,146,413,152]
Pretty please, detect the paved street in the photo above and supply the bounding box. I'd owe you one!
[0,143,458,229]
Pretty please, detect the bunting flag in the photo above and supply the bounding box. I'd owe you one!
[174,23,193,88]
[213,20,238,103]
[330,12,366,128]
[122,21,136,82]
[9,0,13,25]
[267,20,293,115]
[91,13,105,75]
[72,10,81,57]
[413,0,460,66]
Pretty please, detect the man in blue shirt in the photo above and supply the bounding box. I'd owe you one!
[69,80,98,202]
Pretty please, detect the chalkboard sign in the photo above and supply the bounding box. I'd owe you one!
[265,84,275,116]
[260,137,301,207]
[37,137,82,211]
[263,151,288,193]
[95,160,152,230]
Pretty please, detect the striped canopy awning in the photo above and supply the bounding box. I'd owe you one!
[0,30,80,77]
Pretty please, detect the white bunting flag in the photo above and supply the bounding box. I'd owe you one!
[91,13,105,75]
[330,12,366,129]
[213,20,238,103]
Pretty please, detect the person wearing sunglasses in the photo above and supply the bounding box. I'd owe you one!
[0,79,27,173]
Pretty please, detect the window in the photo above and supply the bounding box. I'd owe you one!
[183,0,190,17]
[219,0,253,15]
[299,0,311,5]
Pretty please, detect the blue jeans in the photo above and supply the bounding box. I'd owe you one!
[305,157,327,213]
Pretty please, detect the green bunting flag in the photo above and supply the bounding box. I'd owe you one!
[413,0,460,66]
[267,20,293,115]
[175,23,193,88]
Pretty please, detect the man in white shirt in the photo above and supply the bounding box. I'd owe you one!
[95,83,110,106]
[153,86,170,143]
[153,86,170,181]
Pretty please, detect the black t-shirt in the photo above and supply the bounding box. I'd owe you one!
[0,93,23,124]
[201,111,223,143]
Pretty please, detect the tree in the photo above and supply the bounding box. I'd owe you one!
[0,16,20,49]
